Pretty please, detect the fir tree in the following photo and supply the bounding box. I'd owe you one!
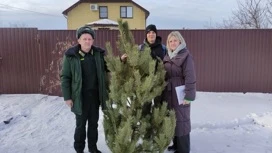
[103,20,176,153]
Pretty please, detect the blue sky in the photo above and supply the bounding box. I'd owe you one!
[0,0,238,29]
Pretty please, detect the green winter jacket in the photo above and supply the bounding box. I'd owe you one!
[61,44,108,115]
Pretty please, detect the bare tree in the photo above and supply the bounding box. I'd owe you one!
[218,19,238,29]
[218,0,271,29]
[267,0,272,24]
[40,37,76,95]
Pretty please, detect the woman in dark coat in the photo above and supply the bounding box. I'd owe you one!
[163,31,196,153]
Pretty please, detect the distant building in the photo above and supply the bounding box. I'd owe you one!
[62,0,150,30]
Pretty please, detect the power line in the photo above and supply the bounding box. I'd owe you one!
[0,3,62,17]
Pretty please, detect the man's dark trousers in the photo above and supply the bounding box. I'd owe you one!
[74,91,100,152]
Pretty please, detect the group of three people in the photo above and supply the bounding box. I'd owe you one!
[61,24,196,153]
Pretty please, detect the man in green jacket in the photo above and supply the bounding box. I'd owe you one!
[61,26,108,153]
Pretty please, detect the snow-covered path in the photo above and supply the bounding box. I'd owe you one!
[0,92,272,153]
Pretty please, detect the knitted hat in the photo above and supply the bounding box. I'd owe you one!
[76,26,95,39]
[145,24,157,34]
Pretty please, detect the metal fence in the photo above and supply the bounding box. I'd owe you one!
[0,28,271,95]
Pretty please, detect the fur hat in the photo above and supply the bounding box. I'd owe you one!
[76,26,95,39]
[145,24,157,35]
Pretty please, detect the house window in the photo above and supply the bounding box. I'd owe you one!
[120,6,133,18]
[99,6,108,19]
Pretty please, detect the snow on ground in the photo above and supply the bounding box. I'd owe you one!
[0,92,272,153]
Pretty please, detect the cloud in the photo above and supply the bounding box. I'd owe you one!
[134,0,238,28]
[0,0,72,28]
[0,0,239,29]
[0,10,66,29]
[0,0,76,15]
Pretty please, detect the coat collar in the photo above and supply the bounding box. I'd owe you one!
[163,48,189,67]
[65,44,105,57]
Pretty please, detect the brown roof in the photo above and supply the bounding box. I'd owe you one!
[62,0,150,19]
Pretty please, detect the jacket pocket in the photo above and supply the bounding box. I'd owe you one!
[175,105,190,122]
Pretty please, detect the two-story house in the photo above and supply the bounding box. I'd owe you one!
[62,0,150,30]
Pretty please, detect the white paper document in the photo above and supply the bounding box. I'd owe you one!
[175,85,185,105]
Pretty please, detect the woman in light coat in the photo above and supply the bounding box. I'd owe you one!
[163,31,196,153]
